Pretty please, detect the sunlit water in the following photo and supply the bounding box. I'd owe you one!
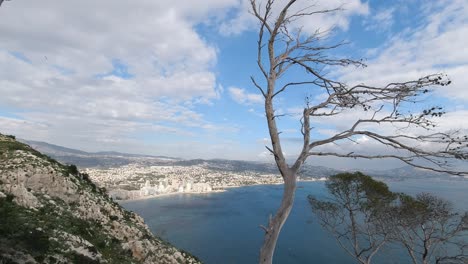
[121,179,468,264]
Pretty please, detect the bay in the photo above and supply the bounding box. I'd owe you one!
[121,179,468,263]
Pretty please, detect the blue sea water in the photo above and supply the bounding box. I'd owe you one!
[121,179,468,264]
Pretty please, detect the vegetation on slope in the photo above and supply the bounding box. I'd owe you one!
[0,133,201,264]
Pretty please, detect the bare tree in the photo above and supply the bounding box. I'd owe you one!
[249,1,468,263]
[308,172,397,264]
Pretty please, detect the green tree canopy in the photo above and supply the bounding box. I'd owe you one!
[309,173,467,264]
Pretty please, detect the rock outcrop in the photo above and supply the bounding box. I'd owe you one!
[0,134,202,264]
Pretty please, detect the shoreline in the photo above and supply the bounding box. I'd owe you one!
[118,189,227,202]
[116,178,326,202]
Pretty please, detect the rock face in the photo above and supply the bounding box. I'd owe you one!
[0,134,202,264]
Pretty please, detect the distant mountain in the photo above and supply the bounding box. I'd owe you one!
[19,139,179,168]
[18,140,342,177]
[174,158,279,174]
[21,139,174,158]
[299,164,345,178]
[19,139,460,181]
[22,139,89,156]
[368,166,451,181]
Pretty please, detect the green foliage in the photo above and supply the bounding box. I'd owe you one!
[39,204,134,263]
[308,172,398,264]
[66,164,79,176]
[307,197,338,215]
[309,173,468,264]
[82,173,90,181]
[327,172,393,198]
[0,195,135,263]
[0,140,33,154]
[70,252,101,264]
[397,194,467,263]
[325,172,396,211]
[0,134,202,264]
[0,197,57,259]
[0,137,59,166]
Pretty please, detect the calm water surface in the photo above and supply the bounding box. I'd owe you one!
[121,179,468,264]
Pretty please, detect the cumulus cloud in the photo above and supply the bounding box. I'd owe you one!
[219,0,369,36]
[228,87,263,105]
[363,7,396,32]
[338,0,468,102]
[0,0,243,153]
[0,0,465,165]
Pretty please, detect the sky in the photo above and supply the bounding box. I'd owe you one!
[0,0,467,170]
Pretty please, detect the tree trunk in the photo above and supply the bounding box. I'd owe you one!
[259,174,297,264]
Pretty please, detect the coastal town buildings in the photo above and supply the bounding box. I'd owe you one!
[85,164,287,200]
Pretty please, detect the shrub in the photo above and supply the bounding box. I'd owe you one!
[66,164,79,176]
[82,173,90,182]
[6,194,14,202]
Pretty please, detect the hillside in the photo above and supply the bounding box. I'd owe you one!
[0,134,201,264]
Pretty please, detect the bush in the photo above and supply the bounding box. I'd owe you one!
[6,194,14,202]
[82,173,90,182]
[66,164,79,176]
[23,229,51,253]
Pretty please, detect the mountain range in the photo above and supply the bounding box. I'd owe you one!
[20,139,178,168]
[21,139,458,181]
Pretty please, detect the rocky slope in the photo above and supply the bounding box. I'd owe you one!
[0,134,201,264]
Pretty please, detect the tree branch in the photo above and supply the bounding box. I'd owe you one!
[307,152,467,176]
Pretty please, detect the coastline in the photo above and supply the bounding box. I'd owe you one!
[116,178,326,202]
[116,189,226,202]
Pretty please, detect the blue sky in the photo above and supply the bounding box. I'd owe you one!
[0,0,467,170]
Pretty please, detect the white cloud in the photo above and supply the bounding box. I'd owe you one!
[228,87,263,105]
[339,0,468,101]
[0,0,248,153]
[0,0,465,166]
[363,7,396,32]
[219,0,369,36]
[0,1,221,98]
[232,0,467,166]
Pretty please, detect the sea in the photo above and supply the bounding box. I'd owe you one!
[121,178,468,264]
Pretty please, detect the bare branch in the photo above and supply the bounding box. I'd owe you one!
[273,81,317,98]
[251,76,267,98]
[307,152,468,176]
[0,0,9,7]
[259,225,270,233]
[249,0,466,262]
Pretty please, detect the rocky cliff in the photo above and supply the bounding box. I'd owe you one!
[0,134,201,264]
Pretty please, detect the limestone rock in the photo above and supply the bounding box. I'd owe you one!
[0,134,202,264]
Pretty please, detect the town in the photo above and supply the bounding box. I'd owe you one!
[85,163,326,200]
